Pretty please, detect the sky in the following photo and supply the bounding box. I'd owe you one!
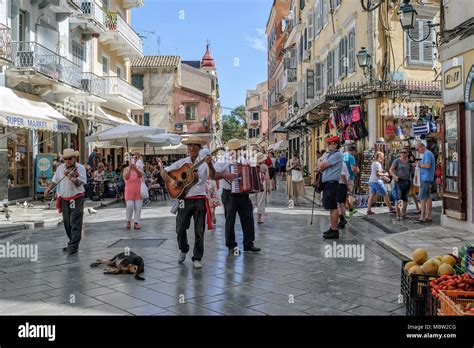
[132,0,273,115]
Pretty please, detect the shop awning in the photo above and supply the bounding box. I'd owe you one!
[0,86,77,133]
[152,143,188,155]
[268,140,288,151]
[96,107,135,126]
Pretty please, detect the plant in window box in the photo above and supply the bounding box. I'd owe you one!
[106,12,118,30]
[303,164,312,185]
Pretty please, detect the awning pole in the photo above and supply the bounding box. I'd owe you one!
[153,146,156,155]
[126,138,129,153]
[144,143,146,157]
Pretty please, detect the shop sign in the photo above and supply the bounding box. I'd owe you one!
[464,65,474,110]
[392,72,404,81]
[6,115,49,130]
[442,56,464,105]
[35,154,53,194]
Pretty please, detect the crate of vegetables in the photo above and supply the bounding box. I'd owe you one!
[437,290,474,316]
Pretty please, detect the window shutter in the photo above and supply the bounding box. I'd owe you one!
[300,0,305,10]
[143,112,150,126]
[348,29,355,73]
[322,0,328,25]
[327,51,334,87]
[11,3,19,41]
[315,63,322,92]
[316,0,322,33]
[422,20,433,64]
[299,36,304,62]
[304,27,308,50]
[308,11,313,47]
[408,19,421,63]
[307,69,314,99]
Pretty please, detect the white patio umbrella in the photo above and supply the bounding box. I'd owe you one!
[109,133,182,154]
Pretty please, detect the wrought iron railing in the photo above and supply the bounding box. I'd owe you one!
[11,41,82,89]
[74,0,106,28]
[0,23,12,62]
[105,12,143,53]
[104,75,143,106]
[81,72,106,97]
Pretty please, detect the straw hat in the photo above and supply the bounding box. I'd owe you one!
[60,148,79,159]
[181,135,206,146]
[255,152,266,163]
[226,138,247,150]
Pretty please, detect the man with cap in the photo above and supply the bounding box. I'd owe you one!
[214,138,261,254]
[160,136,219,269]
[343,145,360,215]
[44,149,87,254]
[318,136,344,239]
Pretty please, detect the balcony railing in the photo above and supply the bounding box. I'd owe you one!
[0,23,12,62]
[105,12,142,53]
[74,1,106,28]
[81,72,106,97]
[11,41,82,89]
[104,75,142,106]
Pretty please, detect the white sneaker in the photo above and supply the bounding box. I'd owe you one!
[193,260,202,269]
[178,252,186,264]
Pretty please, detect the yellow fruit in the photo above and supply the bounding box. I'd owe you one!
[422,260,439,275]
[409,265,424,275]
[441,255,456,267]
[438,263,455,276]
[430,258,442,266]
[405,261,418,271]
[412,248,429,265]
[435,255,443,261]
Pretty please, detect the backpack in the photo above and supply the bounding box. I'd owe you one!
[354,121,368,139]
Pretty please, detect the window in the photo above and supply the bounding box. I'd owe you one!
[348,28,355,73]
[322,0,328,26]
[132,74,144,90]
[299,35,304,62]
[315,62,322,92]
[116,66,122,79]
[327,51,334,87]
[102,55,109,76]
[332,0,341,10]
[303,27,308,50]
[185,104,197,120]
[72,41,84,67]
[248,128,260,138]
[407,19,434,65]
[18,10,28,42]
[300,0,305,10]
[143,112,150,126]
[338,37,348,79]
[252,112,259,121]
[315,0,322,34]
[307,69,314,99]
[308,11,314,48]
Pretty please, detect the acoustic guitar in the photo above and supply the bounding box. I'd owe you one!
[165,147,224,199]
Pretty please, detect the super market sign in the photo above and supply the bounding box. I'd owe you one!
[6,116,75,133]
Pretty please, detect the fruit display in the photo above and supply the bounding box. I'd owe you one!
[406,248,459,276]
[430,274,474,297]
[455,303,474,314]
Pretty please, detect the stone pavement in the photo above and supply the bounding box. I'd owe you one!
[0,177,410,316]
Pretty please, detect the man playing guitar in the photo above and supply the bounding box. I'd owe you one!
[44,149,87,255]
[161,136,233,269]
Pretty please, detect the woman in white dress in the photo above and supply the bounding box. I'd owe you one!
[255,152,271,224]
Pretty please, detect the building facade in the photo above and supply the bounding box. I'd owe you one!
[0,0,144,201]
[245,81,268,152]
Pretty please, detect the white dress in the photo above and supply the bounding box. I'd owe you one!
[255,163,270,214]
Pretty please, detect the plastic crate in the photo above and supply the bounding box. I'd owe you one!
[465,247,474,277]
[425,290,439,316]
[401,260,439,300]
[437,290,474,316]
[406,297,427,316]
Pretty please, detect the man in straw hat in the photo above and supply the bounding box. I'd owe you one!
[44,149,87,254]
[214,138,261,254]
[318,136,344,240]
[161,136,224,269]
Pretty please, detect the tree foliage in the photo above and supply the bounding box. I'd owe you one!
[221,105,247,143]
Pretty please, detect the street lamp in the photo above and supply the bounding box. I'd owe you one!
[398,0,417,30]
[293,101,299,115]
[356,47,374,83]
[201,117,208,129]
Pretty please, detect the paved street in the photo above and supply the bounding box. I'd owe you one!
[0,178,416,316]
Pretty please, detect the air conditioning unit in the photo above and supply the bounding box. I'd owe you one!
[303,49,311,62]
[182,125,188,133]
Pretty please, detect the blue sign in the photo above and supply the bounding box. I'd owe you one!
[35,154,53,193]
[465,65,474,110]
[392,72,404,81]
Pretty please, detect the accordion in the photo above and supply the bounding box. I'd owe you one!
[229,164,263,194]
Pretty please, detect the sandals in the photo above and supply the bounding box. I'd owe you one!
[367,211,375,215]
[134,223,141,230]
[414,219,426,223]
[126,221,131,229]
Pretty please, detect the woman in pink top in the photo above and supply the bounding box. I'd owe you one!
[123,162,143,230]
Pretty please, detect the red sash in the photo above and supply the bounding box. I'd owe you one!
[56,193,85,213]
[184,195,213,230]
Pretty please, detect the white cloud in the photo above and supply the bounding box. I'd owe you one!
[245,28,267,52]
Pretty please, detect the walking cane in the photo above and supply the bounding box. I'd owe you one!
[310,184,317,225]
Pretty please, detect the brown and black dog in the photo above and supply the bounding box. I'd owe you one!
[90,251,145,280]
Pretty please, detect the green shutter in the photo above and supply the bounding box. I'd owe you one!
[144,112,150,126]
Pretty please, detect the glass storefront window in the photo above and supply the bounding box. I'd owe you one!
[444,110,458,193]
[8,128,29,188]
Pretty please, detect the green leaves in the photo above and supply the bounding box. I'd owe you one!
[221,105,247,143]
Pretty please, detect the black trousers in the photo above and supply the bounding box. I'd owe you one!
[60,196,85,251]
[176,198,206,261]
[221,189,255,249]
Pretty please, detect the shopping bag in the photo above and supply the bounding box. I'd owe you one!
[140,182,149,199]
[291,169,304,183]
[413,165,421,187]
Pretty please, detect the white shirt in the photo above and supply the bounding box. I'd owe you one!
[339,162,350,184]
[164,156,209,197]
[214,156,249,191]
[271,157,277,168]
[52,163,87,198]
[369,161,383,183]
[135,159,144,170]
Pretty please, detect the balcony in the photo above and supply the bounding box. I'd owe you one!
[282,67,297,97]
[0,24,12,66]
[8,41,82,95]
[100,12,143,59]
[35,0,83,15]
[123,0,144,9]
[70,0,106,35]
[74,72,107,103]
[103,75,143,110]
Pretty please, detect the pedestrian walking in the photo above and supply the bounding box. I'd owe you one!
[88,146,100,171]
[161,136,218,269]
[414,142,436,223]
[254,152,271,224]
[205,178,221,228]
[279,152,288,180]
[286,151,305,206]
[343,145,359,216]
[367,151,396,215]
[214,138,261,254]
[269,152,277,191]
[123,161,144,230]
[389,148,413,219]
[318,137,343,239]
[337,161,350,229]
[44,149,87,255]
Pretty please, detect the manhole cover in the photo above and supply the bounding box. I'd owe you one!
[108,239,166,248]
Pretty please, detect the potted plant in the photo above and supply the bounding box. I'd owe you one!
[303,164,312,186]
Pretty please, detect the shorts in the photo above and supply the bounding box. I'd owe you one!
[418,181,433,200]
[322,181,339,210]
[337,183,348,204]
[395,179,411,202]
[369,181,387,196]
[269,167,276,179]
[280,167,286,173]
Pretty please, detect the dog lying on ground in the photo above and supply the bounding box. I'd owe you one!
[90,251,145,280]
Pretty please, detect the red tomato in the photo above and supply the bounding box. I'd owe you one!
[448,286,456,290]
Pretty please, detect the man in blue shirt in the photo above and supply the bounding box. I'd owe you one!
[415,142,435,223]
[343,145,359,214]
[319,136,343,239]
[279,153,288,180]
